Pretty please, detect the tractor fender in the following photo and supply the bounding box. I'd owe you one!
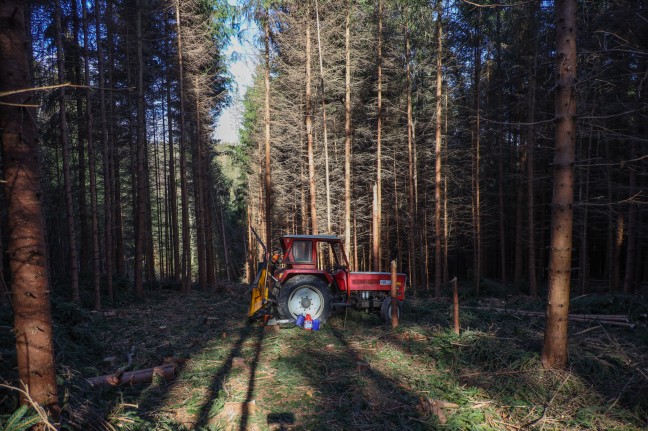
[279,270,333,288]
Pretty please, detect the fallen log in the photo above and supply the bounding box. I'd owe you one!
[86,364,176,387]
[470,307,633,327]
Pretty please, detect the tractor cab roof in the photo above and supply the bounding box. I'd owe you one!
[278,235,343,251]
[279,234,342,242]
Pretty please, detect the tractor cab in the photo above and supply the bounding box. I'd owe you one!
[277,235,348,273]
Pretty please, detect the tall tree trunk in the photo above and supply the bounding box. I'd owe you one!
[434,0,443,297]
[472,10,482,295]
[374,0,383,271]
[165,21,180,281]
[542,0,577,370]
[496,7,507,285]
[0,1,59,413]
[526,8,539,297]
[72,0,90,276]
[193,82,206,289]
[315,0,332,235]
[405,13,417,290]
[134,0,147,297]
[107,0,124,278]
[83,0,102,310]
[306,3,318,235]
[95,0,113,301]
[55,0,80,302]
[176,0,191,293]
[152,113,165,280]
[394,148,402,270]
[344,0,353,265]
[264,11,272,250]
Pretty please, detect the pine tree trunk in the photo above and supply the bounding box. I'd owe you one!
[176,0,191,293]
[95,0,113,301]
[193,85,206,289]
[55,0,80,302]
[107,0,124,278]
[315,0,332,235]
[434,1,443,297]
[0,1,59,412]
[134,0,147,297]
[542,0,577,370]
[472,10,482,295]
[83,0,102,310]
[165,21,180,281]
[74,0,90,277]
[374,0,383,271]
[264,13,272,248]
[405,15,417,290]
[344,0,353,265]
[496,8,507,285]
[306,4,318,235]
[526,14,538,297]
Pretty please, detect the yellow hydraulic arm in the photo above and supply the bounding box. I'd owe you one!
[248,228,270,317]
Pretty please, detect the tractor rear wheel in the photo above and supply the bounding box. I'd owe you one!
[278,276,331,322]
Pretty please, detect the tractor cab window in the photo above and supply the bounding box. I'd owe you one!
[291,240,312,263]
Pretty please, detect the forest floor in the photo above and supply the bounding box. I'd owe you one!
[2,282,648,430]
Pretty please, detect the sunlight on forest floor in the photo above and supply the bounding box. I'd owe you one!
[2,284,647,430]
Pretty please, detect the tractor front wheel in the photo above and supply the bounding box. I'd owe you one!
[278,276,331,322]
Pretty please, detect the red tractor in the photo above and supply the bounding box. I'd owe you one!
[249,234,406,323]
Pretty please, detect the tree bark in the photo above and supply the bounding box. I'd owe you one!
[526,4,539,297]
[95,0,113,301]
[264,11,272,249]
[107,0,124,278]
[134,0,147,297]
[55,0,80,303]
[165,19,181,282]
[0,1,59,413]
[315,0,332,235]
[374,0,383,271]
[83,0,102,310]
[193,80,206,289]
[344,0,352,264]
[434,1,443,297]
[176,0,191,293]
[496,8,507,285]
[306,3,318,235]
[542,0,577,370]
[405,13,417,290]
[472,10,482,295]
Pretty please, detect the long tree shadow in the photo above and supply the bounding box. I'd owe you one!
[193,323,256,429]
[66,289,254,429]
[239,325,265,431]
[267,321,426,430]
[378,304,648,429]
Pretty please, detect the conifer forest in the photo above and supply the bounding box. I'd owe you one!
[0,0,647,430]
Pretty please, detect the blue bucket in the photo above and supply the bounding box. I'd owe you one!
[312,319,320,331]
[295,314,305,327]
